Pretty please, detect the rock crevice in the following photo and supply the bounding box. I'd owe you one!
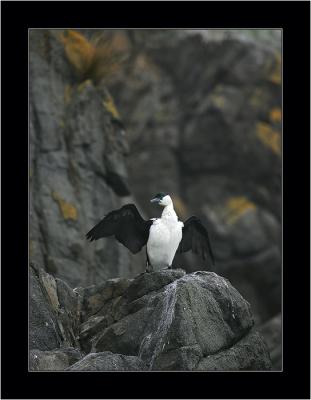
[29,264,271,371]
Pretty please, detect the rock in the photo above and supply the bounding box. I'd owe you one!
[110,30,281,326]
[29,348,82,371]
[29,265,61,351]
[29,28,279,371]
[29,29,138,288]
[66,351,147,371]
[200,205,281,323]
[81,277,133,321]
[29,263,271,371]
[258,313,282,370]
[30,28,281,328]
[82,269,271,370]
[123,268,185,303]
[112,30,281,218]
[29,264,81,351]
[197,330,271,371]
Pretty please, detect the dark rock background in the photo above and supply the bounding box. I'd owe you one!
[29,29,281,370]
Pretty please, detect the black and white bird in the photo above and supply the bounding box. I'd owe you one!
[86,193,215,272]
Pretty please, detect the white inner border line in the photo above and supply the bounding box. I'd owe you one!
[28,27,283,373]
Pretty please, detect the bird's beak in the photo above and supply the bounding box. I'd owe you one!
[150,198,159,203]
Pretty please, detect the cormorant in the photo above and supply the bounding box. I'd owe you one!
[86,193,215,272]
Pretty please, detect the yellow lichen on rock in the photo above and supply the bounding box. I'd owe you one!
[249,87,272,111]
[225,196,256,224]
[256,122,281,156]
[211,94,226,110]
[269,108,282,123]
[52,191,78,221]
[268,52,281,85]
[77,79,92,93]
[61,30,95,76]
[64,84,72,104]
[60,30,125,84]
[103,94,120,119]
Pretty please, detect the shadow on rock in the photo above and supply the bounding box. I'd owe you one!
[29,264,272,371]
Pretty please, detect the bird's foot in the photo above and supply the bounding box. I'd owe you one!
[145,264,153,273]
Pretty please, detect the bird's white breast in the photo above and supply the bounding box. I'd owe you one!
[147,217,183,271]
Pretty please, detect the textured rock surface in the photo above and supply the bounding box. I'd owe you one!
[29,264,63,351]
[79,269,271,371]
[196,330,271,371]
[29,29,140,288]
[109,30,281,327]
[29,263,81,351]
[29,265,271,371]
[258,313,282,370]
[29,29,281,369]
[29,348,82,371]
[66,351,147,371]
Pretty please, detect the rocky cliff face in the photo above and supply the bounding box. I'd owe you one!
[29,30,145,288]
[110,30,281,326]
[29,264,271,371]
[29,29,281,370]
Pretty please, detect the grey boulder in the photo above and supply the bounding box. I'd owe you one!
[82,269,271,371]
[67,351,147,371]
[29,263,82,352]
[29,348,82,371]
[258,313,282,370]
[29,262,271,371]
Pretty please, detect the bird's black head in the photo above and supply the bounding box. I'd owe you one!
[154,192,167,200]
[150,192,170,206]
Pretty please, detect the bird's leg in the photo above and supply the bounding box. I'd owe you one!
[145,264,153,273]
[145,259,153,273]
[145,250,153,273]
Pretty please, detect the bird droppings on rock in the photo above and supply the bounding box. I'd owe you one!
[29,263,272,371]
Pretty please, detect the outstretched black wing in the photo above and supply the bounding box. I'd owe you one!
[177,216,215,265]
[86,204,152,254]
